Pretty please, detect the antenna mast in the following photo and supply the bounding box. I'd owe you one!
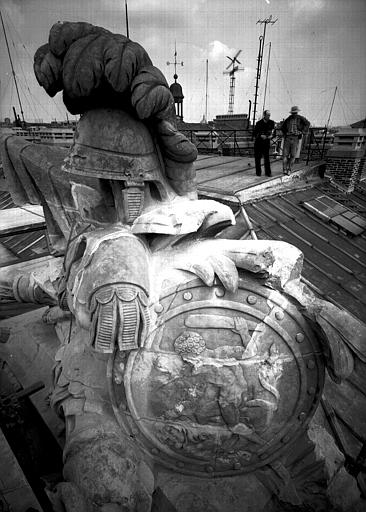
[167,42,183,77]
[125,0,129,37]
[205,59,208,122]
[0,10,25,125]
[252,15,277,130]
[223,49,244,115]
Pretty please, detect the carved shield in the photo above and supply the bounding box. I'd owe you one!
[109,277,325,477]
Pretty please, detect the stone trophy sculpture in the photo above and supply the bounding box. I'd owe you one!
[1,22,365,512]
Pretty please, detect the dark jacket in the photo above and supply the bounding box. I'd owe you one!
[254,118,275,141]
[280,114,310,137]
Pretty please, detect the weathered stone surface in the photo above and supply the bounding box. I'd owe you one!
[308,422,345,479]
[114,277,324,477]
[63,437,153,510]
[327,467,363,511]
[306,421,364,511]
[131,198,234,235]
[156,470,272,512]
[1,20,365,512]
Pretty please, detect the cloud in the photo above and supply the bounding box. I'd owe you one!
[208,40,237,62]
[244,66,256,74]
[288,0,325,11]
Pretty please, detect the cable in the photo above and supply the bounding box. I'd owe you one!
[2,6,67,122]
[0,74,12,102]
[337,92,350,126]
[9,79,14,119]
[338,88,357,124]
[18,79,37,120]
[272,50,293,104]
[317,98,330,127]
[4,9,34,62]
[10,38,40,120]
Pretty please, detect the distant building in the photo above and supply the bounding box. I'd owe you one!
[211,114,251,155]
[350,118,366,129]
[212,113,249,131]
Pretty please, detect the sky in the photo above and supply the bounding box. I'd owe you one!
[0,0,365,127]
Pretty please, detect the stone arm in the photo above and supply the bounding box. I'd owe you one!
[33,21,197,196]
[283,279,366,382]
[1,223,362,390]
[154,238,304,294]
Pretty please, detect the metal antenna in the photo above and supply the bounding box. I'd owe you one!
[0,10,25,125]
[167,42,183,80]
[252,15,277,130]
[205,58,208,123]
[125,0,129,38]
[223,49,244,115]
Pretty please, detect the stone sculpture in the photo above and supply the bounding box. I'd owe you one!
[1,22,365,512]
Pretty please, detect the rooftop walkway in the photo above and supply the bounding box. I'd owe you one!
[195,154,325,203]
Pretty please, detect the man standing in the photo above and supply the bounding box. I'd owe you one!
[281,106,310,175]
[254,110,275,177]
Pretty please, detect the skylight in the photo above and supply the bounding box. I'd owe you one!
[302,195,366,236]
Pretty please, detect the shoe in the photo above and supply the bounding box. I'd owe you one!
[265,173,272,177]
[256,173,262,176]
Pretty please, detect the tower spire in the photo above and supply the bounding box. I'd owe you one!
[167,41,183,81]
[167,43,184,121]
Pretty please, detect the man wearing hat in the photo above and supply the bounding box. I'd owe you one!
[280,106,310,175]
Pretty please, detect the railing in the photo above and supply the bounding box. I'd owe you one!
[181,127,334,162]
[180,129,253,156]
[305,127,334,164]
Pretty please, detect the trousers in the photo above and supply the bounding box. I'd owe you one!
[283,135,299,160]
[254,138,271,176]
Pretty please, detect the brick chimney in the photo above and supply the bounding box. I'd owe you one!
[325,128,366,192]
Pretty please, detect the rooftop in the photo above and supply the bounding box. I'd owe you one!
[194,154,366,325]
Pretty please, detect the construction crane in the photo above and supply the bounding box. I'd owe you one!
[223,49,244,115]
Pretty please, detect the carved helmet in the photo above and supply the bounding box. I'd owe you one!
[63,108,164,182]
[62,108,176,223]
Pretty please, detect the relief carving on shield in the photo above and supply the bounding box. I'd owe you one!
[110,277,325,477]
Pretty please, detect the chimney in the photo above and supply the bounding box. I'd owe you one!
[325,128,366,192]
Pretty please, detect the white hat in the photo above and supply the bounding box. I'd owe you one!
[290,106,300,114]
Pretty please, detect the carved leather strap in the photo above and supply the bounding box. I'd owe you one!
[91,284,148,353]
